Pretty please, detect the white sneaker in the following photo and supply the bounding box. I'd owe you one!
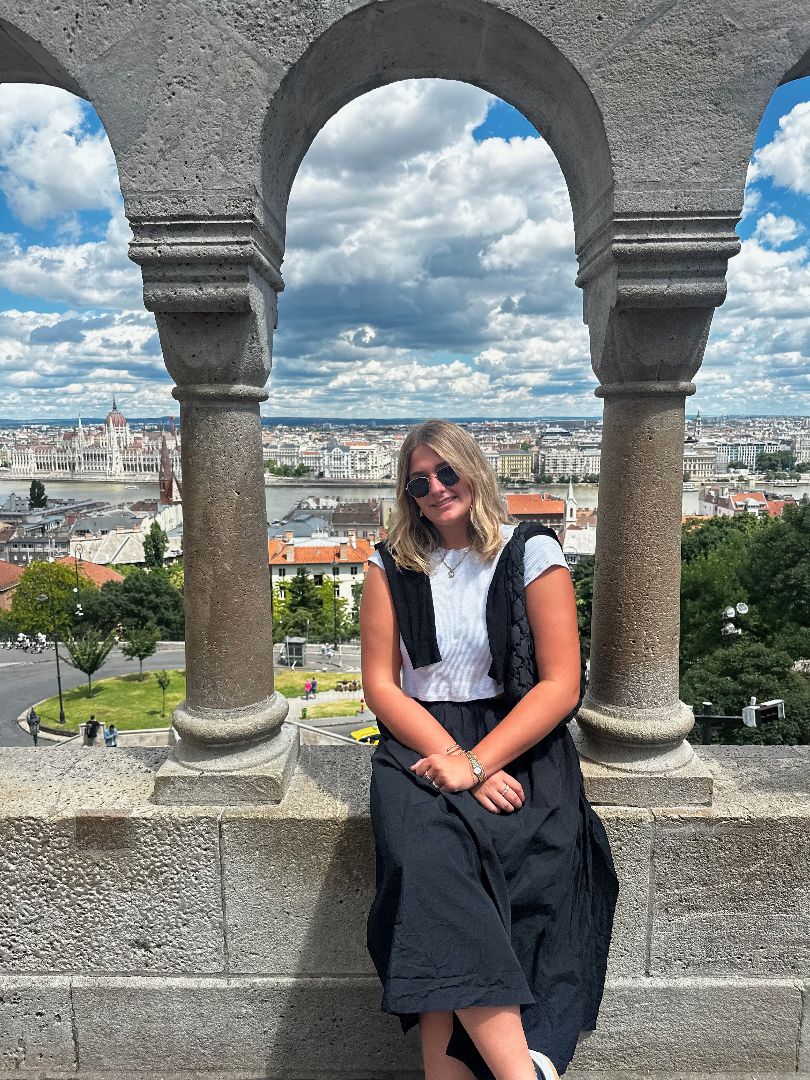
[530,1050,560,1080]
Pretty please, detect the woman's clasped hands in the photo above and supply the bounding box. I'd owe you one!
[409,752,526,814]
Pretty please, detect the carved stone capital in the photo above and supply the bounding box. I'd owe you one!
[576,213,741,387]
[128,206,284,388]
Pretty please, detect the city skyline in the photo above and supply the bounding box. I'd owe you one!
[0,78,809,420]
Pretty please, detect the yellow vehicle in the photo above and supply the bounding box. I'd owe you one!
[350,723,381,746]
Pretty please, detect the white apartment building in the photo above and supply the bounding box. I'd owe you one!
[682,448,716,479]
[715,442,781,470]
[791,434,810,462]
[540,448,601,478]
[320,438,391,480]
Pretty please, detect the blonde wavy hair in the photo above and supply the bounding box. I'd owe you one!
[387,419,513,574]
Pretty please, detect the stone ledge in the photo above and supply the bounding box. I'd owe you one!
[0,975,803,1077]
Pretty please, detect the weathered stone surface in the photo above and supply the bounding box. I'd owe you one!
[221,743,376,972]
[698,744,810,815]
[0,977,74,1073]
[223,815,377,975]
[71,975,421,1075]
[568,978,802,1073]
[800,979,810,1074]
[650,810,810,977]
[596,808,652,979]
[575,733,714,807]
[0,746,169,814]
[0,803,223,975]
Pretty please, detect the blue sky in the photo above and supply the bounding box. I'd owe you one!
[0,77,808,420]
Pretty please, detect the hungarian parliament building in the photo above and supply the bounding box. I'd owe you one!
[6,400,182,483]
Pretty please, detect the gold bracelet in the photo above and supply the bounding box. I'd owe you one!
[445,742,463,755]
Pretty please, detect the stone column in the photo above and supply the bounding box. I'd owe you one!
[129,209,297,802]
[573,215,741,805]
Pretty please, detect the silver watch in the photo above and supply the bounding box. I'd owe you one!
[464,750,485,784]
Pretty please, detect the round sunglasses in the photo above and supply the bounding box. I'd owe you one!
[405,463,460,499]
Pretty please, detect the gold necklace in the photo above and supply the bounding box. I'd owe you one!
[439,546,470,578]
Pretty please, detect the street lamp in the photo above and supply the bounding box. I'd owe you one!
[74,544,83,592]
[721,601,748,642]
[268,564,274,622]
[38,591,65,724]
[331,560,339,648]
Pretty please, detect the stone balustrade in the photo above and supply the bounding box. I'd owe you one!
[0,743,808,1078]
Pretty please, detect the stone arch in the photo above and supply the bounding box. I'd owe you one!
[0,17,83,95]
[261,0,612,261]
[781,45,810,85]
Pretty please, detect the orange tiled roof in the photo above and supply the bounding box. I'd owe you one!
[0,559,24,591]
[729,492,767,506]
[505,493,565,516]
[56,556,125,586]
[268,538,375,566]
[765,499,792,517]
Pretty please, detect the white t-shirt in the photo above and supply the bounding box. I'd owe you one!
[367,523,569,702]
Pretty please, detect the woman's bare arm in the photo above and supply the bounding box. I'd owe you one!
[469,565,582,776]
[360,563,462,757]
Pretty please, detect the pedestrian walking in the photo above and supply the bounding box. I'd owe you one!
[104,724,118,748]
[361,419,619,1080]
[304,678,312,700]
[311,677,317,698]
[84,715,100,746]
[26,708,40,747]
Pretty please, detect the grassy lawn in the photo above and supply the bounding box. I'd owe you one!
[272,671,361,697]
[300,700,365,719]
[36,670,187,734]
[34,669,363,734]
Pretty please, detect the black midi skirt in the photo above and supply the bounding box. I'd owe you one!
[366,698,619,1079]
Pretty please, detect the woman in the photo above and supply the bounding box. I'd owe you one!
[361,420,619,1080]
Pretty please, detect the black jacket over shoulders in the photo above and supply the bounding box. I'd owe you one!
[373,521,584,722]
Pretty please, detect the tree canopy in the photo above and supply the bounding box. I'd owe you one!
[143,521,168,569]
[28,479,47,509]
[679,503,810,744]
[80,568,184,640]
[64,630,116,697]
[120,625,161,678]
[11,560,88,636]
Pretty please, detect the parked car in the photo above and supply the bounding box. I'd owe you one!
[350,724,380,747]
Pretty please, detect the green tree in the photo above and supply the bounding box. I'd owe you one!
[571,557,594,651]
[164,561,184,591]
[681,640,810,746]
[742,502,810,636]
[319,579,351,643]
[348,579,364,639]
[120,624,161,679]
[155,669,171,718]
[756,450,796,473]
[271,582,290,642]
[64,630,116,697]
[80,569,184,640]
[11,560,88,636]
[681,513,761,564]
[28,479,47,509]
[680,534,754,667]
[143,521,168,569]
[276,568,328,640]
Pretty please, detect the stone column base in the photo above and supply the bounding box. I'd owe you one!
[569,720,714,807]
[152,722,300,805]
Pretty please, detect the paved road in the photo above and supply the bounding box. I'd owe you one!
[0,644,371,748]
[0,646,186,747]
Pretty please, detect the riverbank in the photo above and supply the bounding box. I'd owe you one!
[264,475,394,486]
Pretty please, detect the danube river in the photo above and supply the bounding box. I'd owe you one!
[2,477,809,522]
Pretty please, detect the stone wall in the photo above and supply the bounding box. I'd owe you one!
[0,739,807,1078]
